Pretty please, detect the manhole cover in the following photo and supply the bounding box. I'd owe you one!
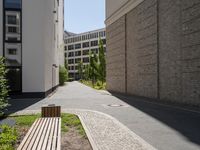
[107,104,124,107]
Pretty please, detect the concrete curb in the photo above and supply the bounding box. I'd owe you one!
[78,115,98,150]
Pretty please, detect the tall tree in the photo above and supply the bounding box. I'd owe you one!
[64,58,68,69]
[64,58,69,81]
[98,38,106,83]
[84,64,90,80]
[89,51,99,86]
[77,61,84,80]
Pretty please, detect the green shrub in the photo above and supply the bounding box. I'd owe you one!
[0,125,17,150]
[59,66,67,85]
[0,57,8,116]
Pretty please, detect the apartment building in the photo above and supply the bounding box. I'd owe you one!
[0,0,64,98]
[64,28,106,80]
[105,0,200,106]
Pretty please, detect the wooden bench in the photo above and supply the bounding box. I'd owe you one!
[17,106,61,150]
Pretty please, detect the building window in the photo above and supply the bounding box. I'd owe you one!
[91,40,98,47]
[5,0,21,9]
[75,58,81,63]
[75,51,81,56]
[102,39,106,45]
[75,43,81,49]
[8,48,17,55]
[68,45,74,50]
[75,66,78,70]
[82,35,86,41]
[7,26,17,33]
[68,59,74,64]
[7,37,18,41]
[91,48,98,54]
[64,46,67,50]
[68,52,74,57]
[83,42,89,48]
[68,66,74,70]
[99,31,105,37]
[7,67,21,92]
[83,50,89,55]
[7,15,17,24]
[83,57,89,63]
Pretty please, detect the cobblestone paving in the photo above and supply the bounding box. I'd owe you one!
[11,109,156,150]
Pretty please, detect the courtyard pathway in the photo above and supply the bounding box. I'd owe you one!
[7,81,200,150]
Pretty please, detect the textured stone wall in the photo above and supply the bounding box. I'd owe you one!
[159,0,182,103]
[106,16,126,93]
[126,0,158,98]
[181,0,200,105]
[159,0,200,106]
[106,0,200,106]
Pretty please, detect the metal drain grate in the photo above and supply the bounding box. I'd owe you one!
[107,104,124,107]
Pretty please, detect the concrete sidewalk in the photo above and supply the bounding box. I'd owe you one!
[11,109,156,150]
[7,81,200,150]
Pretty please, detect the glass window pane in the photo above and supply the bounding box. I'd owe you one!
[5,0,21,9]
[7,67,21,92]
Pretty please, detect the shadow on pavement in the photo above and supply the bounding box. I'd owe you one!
[111,92,200,146]
[3,98,43,116]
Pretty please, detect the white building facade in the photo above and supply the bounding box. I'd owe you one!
[64,28,106,80]
[0,0,64,98]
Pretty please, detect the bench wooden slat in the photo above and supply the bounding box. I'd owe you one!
[46,118,56,150]
[23,119,43,150]
[18,117,61,150]
[52,118,59,150]
[41,118,53,149]
[57,118,61,150]
[17,119,40,150]
[37,118,51,149]
[31,118,48,150]
[27,118,47,150]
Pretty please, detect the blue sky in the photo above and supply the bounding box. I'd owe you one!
[64,0,105,34]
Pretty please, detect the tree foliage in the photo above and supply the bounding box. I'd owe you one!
[64,58,69,80]
[98,38,106,83]
[77,61,84,80]
[59,66,67,85]
[84,64,90,80]
[82,38,106,85]
[0,57,8,116]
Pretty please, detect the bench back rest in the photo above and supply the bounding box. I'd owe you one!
[41,106,61,117]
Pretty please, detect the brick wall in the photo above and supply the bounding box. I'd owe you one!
[106,16,126,93]
[106,0,200,106]
[126,0,158,98]
[159,0,182,103]
[181,0,200,105]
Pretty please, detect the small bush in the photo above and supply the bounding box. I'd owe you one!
[0,57,8,116]
[0,125,17,150]
[59,66,67,85]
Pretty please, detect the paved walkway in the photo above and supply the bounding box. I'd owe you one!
[7,81,200,150]
[12,109,156,150]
